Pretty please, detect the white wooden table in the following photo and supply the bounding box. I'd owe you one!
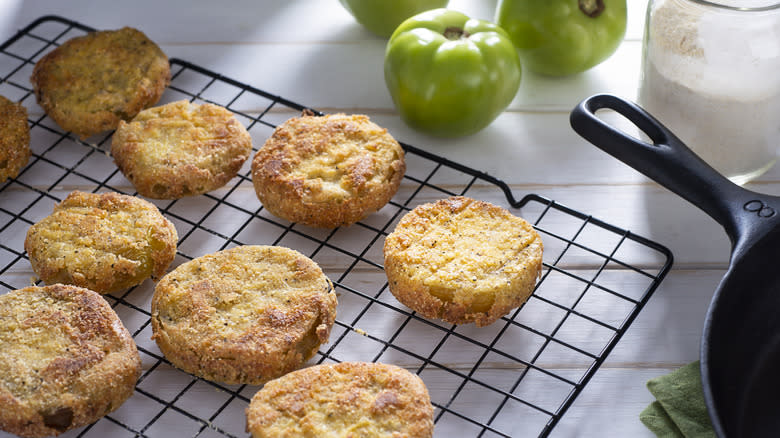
[2,1,775,437]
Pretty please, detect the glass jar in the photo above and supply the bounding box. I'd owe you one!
[638,0,780,185]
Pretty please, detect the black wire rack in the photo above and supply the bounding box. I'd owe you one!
[0,16,673,438]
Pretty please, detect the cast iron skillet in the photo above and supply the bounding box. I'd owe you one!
[570,94,780,438]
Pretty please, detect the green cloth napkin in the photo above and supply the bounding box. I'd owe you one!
[640,361,716,438]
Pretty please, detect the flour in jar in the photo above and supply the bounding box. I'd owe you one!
[638,0,780,184]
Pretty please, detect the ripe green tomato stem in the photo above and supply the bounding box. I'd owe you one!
[579,0,606,17]
[443,27,469,40]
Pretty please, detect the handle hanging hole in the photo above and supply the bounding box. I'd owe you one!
[593,108,656,147]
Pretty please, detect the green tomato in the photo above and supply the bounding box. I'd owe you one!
[339,0,449,38]
[384,9,522,138]
[495,0,627,76]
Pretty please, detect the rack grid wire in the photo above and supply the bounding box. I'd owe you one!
[0,16,673,438]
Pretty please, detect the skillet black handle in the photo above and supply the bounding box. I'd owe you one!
[570,94,756,243]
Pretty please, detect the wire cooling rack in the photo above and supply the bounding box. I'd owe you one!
[0,15,673,438]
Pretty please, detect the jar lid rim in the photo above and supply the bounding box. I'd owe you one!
[687,0,780,11]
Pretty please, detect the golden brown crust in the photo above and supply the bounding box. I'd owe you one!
[111,100,253,199]
[24,190,178,294]
[30,27,170,139]
[246,362,434,438]
[151,245,337,385]
[383,196,543,327]
[0,284,141,438]
[0,95,31,183]
[251,113,405,228]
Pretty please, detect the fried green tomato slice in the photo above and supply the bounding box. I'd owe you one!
[151,245,337,385]
[0,284,140,438]
[251,113,405,228]
[30,27,170,139]
[111,100,253,199]
[384,196,543,327]
[24,191,178,294]
[0,95,30,183]
[246,362,434,438]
